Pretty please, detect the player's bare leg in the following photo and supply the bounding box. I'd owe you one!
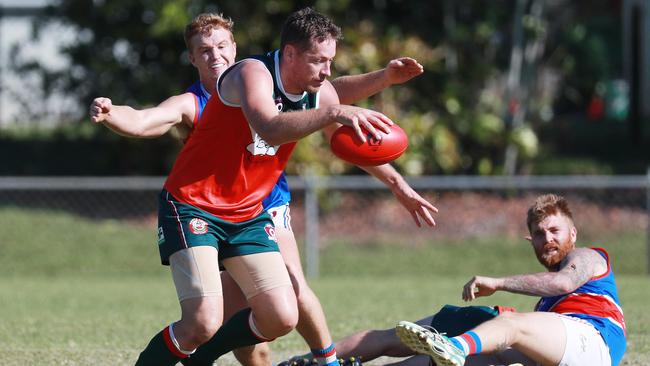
[135,247,225,365]
[174,297,224,350]
[468,312,565,365]
[277,226,332,344]
[233,344,272,366]
[224,252,299,338]
[335,328,411,361]
[218,226,336,366]
[265,204,339,366]
[398,312,565,366]
[334,316,435,361]
[169,246,225,351]
[181,252,298,366]
[275,224,339,365]
[217,203,336,366]
[222,271,273,366]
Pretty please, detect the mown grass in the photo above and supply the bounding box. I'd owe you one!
[0,206,648,365]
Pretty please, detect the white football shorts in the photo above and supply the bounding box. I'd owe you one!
[266,203,293,232]
[558,314,611,366]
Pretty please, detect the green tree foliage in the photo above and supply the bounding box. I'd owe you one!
[10,0,623,175]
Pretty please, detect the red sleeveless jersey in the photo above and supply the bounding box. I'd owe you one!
[163,93,296,222]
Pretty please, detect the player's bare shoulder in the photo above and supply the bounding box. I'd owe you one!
[318,79,339,107]
[560,247,608,283]
[219,59,272,105]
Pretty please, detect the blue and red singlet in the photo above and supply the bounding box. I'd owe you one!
[535,247,626,365]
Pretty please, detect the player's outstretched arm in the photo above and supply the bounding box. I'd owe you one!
[226,61,393,145]
[331,57,423,105]
[89,94,195,138]
[462,248,606,301]
[361,164,437,227]
[320,83,437,228]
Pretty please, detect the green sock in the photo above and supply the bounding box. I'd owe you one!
[182,308,267,366]
[135,326,187,366]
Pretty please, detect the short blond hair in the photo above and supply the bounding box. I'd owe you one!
[526,194,574,232]
[184,13,234,51]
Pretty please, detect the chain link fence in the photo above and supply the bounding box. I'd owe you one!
[1,175,648,277]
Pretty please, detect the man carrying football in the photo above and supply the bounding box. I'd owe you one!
[91,8,438,366]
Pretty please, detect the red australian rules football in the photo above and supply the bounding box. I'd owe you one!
[330,124,409,166]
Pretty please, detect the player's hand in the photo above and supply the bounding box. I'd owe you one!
[390,179,438,227]
[462,276,500,301]
[384,57,424,85]
[331,105,393,143]
[90,97,113,123]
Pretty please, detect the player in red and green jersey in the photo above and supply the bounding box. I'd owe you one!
[91,11,438,366]
[132,8,398,366]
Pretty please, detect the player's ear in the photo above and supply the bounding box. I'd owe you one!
[524,235,532,242]
[284,44,296,61]
[570,226,577,245]
[188,49,197,67]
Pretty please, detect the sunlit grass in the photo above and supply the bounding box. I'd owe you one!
[0,206,647,365]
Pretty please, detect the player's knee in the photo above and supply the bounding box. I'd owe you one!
[493,311,525,342]
[248,300,297,338]
[234,343,272,366]
[254,343,272,363]
[185,314,221,345]
[273,305,299,335]
[260,303,298,337]
[495,311,522,324]
[249,285,298,337]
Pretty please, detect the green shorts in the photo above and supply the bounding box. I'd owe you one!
[157,190,279,265]
[430,305,502,337]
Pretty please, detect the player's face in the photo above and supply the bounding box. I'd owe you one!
[289,37,336,94]
[189,27,236,83]
[529,213,576,270]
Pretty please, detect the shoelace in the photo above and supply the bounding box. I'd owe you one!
[418,325,448,340]
[417,325,465,355]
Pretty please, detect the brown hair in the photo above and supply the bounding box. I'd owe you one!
[280,7,342,52]
[526,194,574,232]
[184,13,234,51]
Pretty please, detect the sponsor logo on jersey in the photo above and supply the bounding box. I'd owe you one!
[157,226,165,245]
[264,223,277,242]
[189,218,209,235]
[246,129,280,157]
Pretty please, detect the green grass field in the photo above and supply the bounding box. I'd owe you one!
[1,206,648,365]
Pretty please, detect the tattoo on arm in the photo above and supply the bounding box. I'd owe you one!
[501,273,563,297]
[500,248,600,297]
[558,249,598,288]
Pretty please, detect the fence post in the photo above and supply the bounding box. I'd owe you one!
[304,173,320,279]
[647,167,650,275]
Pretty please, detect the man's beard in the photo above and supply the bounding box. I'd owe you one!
[535,240,572,270]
